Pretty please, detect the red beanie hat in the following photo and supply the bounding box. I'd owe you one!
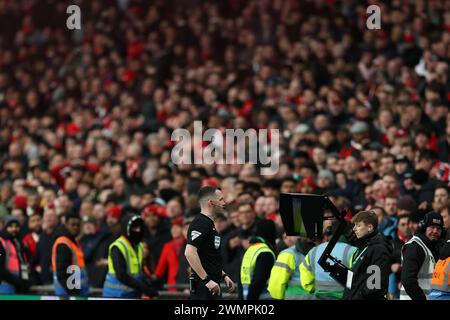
[142,204,167,219]
[121,69,136,83]
[201,177,219,188]
[171,216,184,227]
[106,206,122,220]
[14,195,28,209]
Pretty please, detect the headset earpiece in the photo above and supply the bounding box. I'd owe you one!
[418,212,446,238]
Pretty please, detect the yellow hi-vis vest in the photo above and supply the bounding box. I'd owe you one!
[268,246,311,300]
[107,236,143,275]
[103,236,143,297]
[240,242,275,299]
[300,242,355,300]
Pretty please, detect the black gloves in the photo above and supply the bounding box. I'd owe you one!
[140,280,159,298]
[150,275,163,290]
[16,279,32,293]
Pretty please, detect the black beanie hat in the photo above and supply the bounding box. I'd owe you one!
[255,219,277,246]
[423,211,444,229]
[4,215,20,229]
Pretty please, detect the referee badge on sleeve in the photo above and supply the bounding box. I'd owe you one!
[214,236,221,249]
[191,231,202,240]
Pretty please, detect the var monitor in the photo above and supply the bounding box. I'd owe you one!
[279,193,327,240]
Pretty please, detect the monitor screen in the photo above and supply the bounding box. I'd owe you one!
[279,193,325,239]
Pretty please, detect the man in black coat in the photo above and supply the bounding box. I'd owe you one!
[343,210,392,300]
[221,202,259,282]
[389,214,410,299]
[33,207,59,284]
[80,216,119,288]
[400,211,445,300]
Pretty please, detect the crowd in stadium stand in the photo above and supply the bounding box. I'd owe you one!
[0,0,450,298]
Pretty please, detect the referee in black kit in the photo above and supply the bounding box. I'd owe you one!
[185,186,236,299]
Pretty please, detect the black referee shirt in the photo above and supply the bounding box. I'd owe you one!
[187,213,223,282]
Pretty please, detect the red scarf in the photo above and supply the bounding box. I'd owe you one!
[397,230,407,244]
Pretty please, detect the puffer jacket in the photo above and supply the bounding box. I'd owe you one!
[343,230,392,300]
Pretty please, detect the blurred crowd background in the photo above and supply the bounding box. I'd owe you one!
[0,0,450,297]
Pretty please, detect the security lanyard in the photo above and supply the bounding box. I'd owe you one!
[352,246,368,266]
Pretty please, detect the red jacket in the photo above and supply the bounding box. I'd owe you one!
[22,232,39,263]
[154,238,185,292]
[50,161,100,190]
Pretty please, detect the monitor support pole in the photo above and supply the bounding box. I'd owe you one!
[317,195,351,287]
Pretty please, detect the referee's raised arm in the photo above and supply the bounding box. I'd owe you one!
[185,186,236,300]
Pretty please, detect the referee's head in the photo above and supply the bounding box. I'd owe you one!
[198,186,226,215]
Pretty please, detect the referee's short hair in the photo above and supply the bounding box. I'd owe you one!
[198,186,218,204]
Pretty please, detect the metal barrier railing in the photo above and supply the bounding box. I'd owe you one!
[25,284,238,300]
